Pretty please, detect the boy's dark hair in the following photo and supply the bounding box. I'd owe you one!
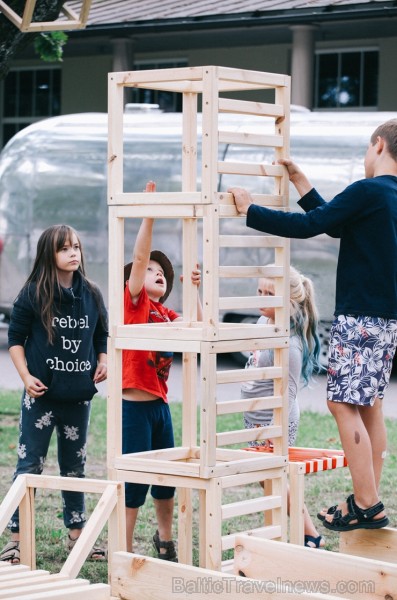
[25,224,106,344]
[371,119,397,160]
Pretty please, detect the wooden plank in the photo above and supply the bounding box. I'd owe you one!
[217,191,286,207]
[218,66,289,88]
[23,474,121,494]
[216,366,282,384]
[0,476,27,534]
[0,565,30,577]
[218,98,284,117]
[111,66,204,85]
[109,191,203,206]
[217,395,283,415]
[339,527,397,563]
[221,525,281,550]
[222,495,281,520]
[114,336,201,352]
[218,235,286,248]
[20,0,35,30]
[114,468,208,491]
[10,583,110,600]
[218,161,284,177]
[220,466,287,489]
[0,1,22,28]
[234,534,397,600]
[216,425,281,447]
[114,455,201,477]
[0,572,62,590]
[218,131,283,147]
[0,578,91,599]
[111,203,197,217]
[209,336,289,355]
[111,551,344,600]
[219,294,283,311]
[218,265,284,278]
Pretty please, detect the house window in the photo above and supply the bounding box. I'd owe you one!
[131,60,188,112]
[314,49,378,109]
[1,67,61,148]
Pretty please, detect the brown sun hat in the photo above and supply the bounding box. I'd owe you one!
[124,250,174,303]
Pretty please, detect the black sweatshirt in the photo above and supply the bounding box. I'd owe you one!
[8,271,108,403]
[246,175,397,319]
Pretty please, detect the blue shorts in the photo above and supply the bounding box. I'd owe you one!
[327,315,397,406]
[122,399,175,508]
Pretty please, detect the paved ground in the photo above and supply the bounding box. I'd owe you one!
[1,327,396,418]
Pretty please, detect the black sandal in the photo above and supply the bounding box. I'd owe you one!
[317,504,337,522]
[152,530,178,562]
[323,494,389,532]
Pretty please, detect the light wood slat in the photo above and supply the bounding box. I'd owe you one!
[219,295,283,311]
[0,579,91,599]
[218,97,284,117]
[0,476,26,533]
[217,191,286,206]
[114,337,201,353]
[0,565,30,577]
[112,551,342,600]
[217,366,282,384]
[220,466,287,488]
[217,66,289,88]
[24,474,120,494]
[216,425,281,446]
[10,583,111,600]
[218,131,283,147]
[218,265,284,278]
[208,336,289,355]
[110,192,203,206]
[0,573,62,590]
[234,534,397,600]
[111,66,204,84]
[222,495,281,520]
[219,235,285,248]
[111,204,197,217]
[221,525,281,550]
[126,80,202,93]
[219,204,285,218]
[216,395,283,415]
[218,161,284,177]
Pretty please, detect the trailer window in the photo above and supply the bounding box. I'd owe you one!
[314,49,378,109]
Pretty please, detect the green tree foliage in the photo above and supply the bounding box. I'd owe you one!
[0,0,67,80]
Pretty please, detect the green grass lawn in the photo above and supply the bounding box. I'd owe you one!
[0,389,396,582]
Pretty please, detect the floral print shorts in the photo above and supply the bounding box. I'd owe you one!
[327,315,397,406]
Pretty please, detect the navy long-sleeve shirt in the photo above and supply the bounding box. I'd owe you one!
[246,175,397,319]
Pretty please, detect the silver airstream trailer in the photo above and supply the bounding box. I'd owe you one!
[0,107,395,363]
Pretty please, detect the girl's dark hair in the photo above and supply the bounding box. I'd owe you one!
[25,224,106,344]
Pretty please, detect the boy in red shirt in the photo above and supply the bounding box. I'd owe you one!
[123,181,202,560]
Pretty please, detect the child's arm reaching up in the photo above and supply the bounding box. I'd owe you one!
[128,181,155,302]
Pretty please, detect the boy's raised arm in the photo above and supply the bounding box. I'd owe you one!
[128,181,156,300]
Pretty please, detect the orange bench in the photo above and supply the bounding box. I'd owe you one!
[245,446,348,544]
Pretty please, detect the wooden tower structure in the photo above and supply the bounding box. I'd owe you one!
[107,65,291,571]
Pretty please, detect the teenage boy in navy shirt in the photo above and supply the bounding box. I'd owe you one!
[229,119,397,533]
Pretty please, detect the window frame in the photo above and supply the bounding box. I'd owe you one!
[0,64,61,148]
[314,47,379,111]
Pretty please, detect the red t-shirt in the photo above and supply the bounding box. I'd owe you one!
[122,285,179,401]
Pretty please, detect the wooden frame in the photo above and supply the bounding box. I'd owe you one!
[107,65,291,570]
[0,474,125,578]
[111,550,345,600]
[0,0,92,32]
[233,534,397,600]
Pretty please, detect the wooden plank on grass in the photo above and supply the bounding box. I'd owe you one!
[233,534,397,600]
[111,552,345,600]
